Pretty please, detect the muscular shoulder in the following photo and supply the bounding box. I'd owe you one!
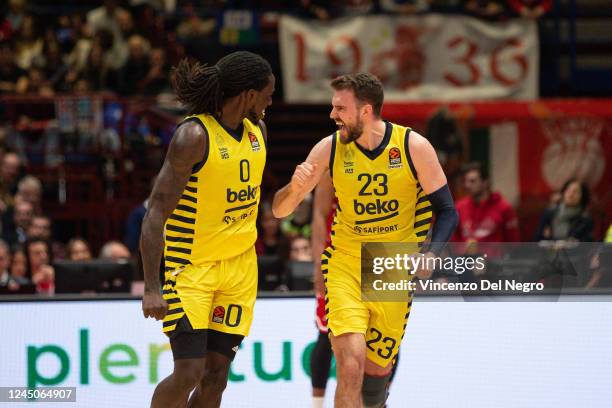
[169,120,208,167]
[407,130,433,155]
[307,135,333,170]
[174,120,207,148]
[313,135,333,155]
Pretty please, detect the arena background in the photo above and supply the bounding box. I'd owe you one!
[1,0,611,407]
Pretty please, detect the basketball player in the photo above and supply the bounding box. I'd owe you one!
[273,73,457,407]
[141,51,274,408]
[310,169,402,408]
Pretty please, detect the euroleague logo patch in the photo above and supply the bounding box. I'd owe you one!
[389,147,402,168]
[212,306,226,323]
[248,132,261,151]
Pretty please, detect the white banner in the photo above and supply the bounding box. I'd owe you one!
[1,298,612,407]
[279,14,538,102]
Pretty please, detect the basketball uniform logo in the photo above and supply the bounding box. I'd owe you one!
[389,147,402,168]
[212,306,226,323]
[248,132,261,151]
[216,133,230,159]
[344,146,355,174]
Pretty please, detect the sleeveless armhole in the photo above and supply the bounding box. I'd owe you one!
[258,121,268,151]
[178,117,209,173]
[329,132,337,178]
[403,128,418,181]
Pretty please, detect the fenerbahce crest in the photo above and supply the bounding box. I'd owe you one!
[216,133,230,159]
[344,147,355,174]
[388,147,403,169]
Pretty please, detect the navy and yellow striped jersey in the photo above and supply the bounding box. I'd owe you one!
[329,121,432,257]
[163,113,266,271]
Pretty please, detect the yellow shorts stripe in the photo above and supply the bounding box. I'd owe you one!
[162,271,183,333]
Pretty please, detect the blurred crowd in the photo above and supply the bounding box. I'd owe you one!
[297,0,552,20]
[0,0,554,98]
[0,144,133,294]
[426,152,610,290]
[1,0,178,97]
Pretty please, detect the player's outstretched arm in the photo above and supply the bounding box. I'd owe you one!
[311,171,335,296]
[409,131,459,258]
[140,121,207,320]
[272,136,332,218]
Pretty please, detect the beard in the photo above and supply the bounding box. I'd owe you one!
[338,121,363,144]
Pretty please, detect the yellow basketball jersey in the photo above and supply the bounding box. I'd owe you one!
[330,121,432,257]
[164,114,266,271]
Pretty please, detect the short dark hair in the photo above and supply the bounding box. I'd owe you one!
[171,51,272,116]
[24,238,53,280]
[462,162,489,181]
[560,178,590,209]
[330,73,384,116]
[67,237,90,255]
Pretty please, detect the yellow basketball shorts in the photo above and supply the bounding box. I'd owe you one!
[161,246,257,337]
[322,246,413,368]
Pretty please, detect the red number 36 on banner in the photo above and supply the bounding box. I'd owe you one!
[282,15,537,101]
[293,34,528,87]
[444,36,528,87]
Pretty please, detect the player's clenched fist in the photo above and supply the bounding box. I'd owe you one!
[291,162,318,190]
[142,291,168,320]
